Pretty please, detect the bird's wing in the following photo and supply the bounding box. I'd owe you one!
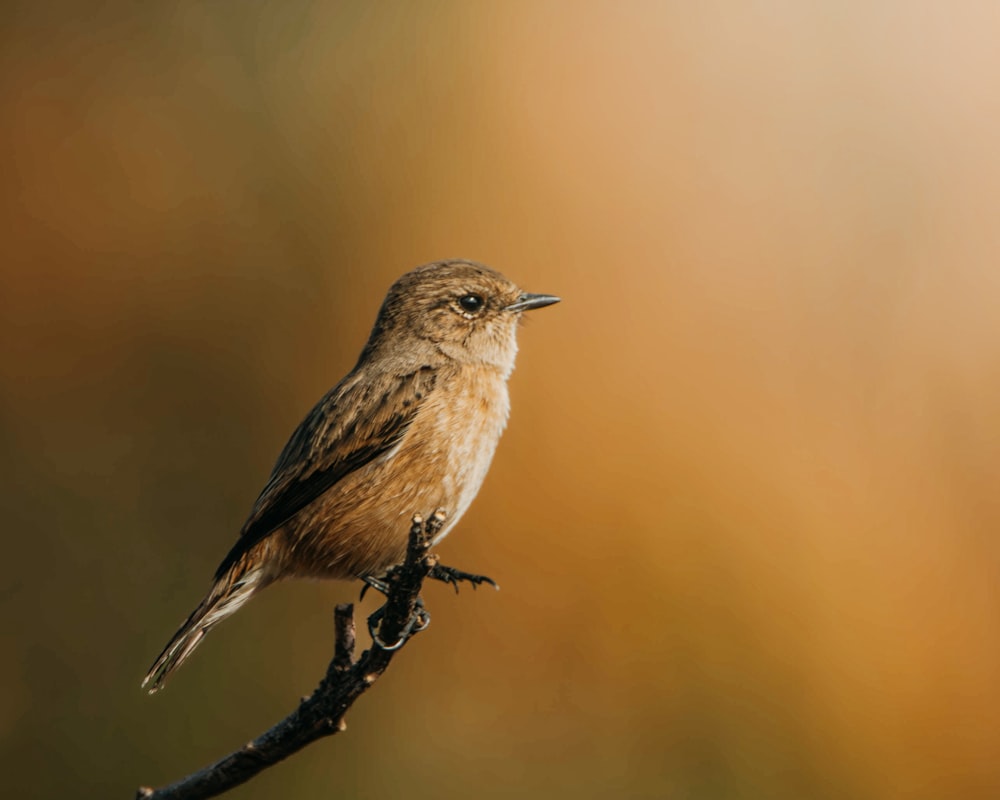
[214,366,437,578]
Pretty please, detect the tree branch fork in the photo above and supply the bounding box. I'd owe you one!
[137,510,451,800]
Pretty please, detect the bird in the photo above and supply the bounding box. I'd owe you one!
[142,259,559,692]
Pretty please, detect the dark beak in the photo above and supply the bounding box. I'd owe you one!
[505,293,561,313]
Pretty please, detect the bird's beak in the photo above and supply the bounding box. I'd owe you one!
[505,293,561,313]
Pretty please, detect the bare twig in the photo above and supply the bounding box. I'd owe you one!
[136,511,445,800]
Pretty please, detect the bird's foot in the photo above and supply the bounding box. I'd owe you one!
[367,596,430,651]
[428,563,499,593]
[359,574,390,601]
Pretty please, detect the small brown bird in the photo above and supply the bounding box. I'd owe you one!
[142,260,559,692]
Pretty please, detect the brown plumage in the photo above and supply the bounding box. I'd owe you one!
[142,260,559,692]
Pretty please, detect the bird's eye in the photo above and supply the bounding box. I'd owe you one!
[458,294,485,313]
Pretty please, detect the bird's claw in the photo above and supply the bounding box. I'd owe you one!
[428,564,499,594]
[359,574,390,601]
[367,597,431,651]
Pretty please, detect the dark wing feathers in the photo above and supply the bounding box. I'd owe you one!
[214,367,436,578]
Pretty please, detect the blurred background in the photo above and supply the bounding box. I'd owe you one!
[3,1,1000,798]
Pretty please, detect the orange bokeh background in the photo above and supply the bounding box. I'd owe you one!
[3,3,1000,798]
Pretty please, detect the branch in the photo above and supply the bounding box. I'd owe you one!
[136,511,445,800]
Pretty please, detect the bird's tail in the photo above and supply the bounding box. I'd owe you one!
[142,565,267,694]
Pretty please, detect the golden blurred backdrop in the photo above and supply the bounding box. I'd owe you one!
[3,2,1000,798]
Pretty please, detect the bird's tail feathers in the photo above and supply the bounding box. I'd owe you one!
[142,566,266,694]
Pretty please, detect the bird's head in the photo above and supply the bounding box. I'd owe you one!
[361,260,560,376]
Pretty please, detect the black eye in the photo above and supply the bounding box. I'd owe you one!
[458,294,485,313]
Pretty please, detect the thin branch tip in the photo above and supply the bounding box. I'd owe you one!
[331,603,356,674]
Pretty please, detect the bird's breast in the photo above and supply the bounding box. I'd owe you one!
[281,365,510,579]
[406,365,510,541]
